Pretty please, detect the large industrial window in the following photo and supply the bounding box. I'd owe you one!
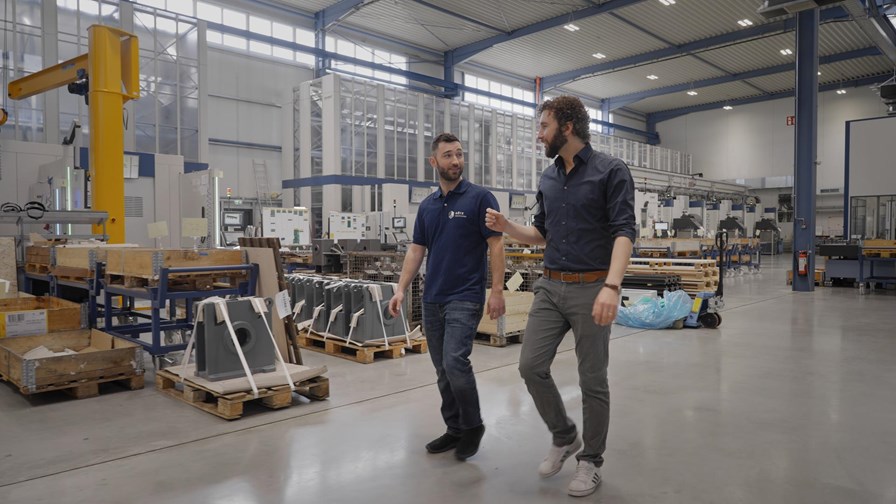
[463,74,534,115]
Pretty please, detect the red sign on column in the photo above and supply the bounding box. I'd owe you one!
[786,115,796,126]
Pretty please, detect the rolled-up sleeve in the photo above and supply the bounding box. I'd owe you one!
[606,160,637,242]
[532,187,547,240]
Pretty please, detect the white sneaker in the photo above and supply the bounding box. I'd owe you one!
[537,437,582,478]
[567,460,601,497]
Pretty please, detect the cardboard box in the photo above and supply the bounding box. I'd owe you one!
[0,329,143,394]
[0,296,82,338]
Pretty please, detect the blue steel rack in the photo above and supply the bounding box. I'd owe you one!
[100,263,258,359]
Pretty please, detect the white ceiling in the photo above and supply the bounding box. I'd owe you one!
[269,0,895,118]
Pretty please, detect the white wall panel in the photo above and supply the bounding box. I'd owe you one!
[206,48,313,198]
[658,88,885,191]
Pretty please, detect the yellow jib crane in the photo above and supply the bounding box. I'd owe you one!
[7,25,139,244]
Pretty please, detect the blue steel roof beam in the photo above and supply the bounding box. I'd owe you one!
[448,0,649,63]
[207,22,458,93]
[605,12,769,100]
[608,46,881,110]
[541,5,850,90]
[410,1,508,34]
[318,0,371,30]
[866,0,896,48]
[647,74,890,124]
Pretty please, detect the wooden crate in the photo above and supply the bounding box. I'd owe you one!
[105,248,246,278]
[24,245,52,274]
[154,368,329,420]
[786,269,825,286]
[0,329,144,397]
[477,291,533,346]
[0,296,83,337]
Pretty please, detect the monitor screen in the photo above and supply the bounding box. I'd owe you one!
[655,222,669,231]
[222,211,243,226]
[392,216,407,229]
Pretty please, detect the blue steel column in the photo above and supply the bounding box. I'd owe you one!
[792,9,818,292]
[314,13,327,78]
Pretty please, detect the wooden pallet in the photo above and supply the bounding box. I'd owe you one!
[475,330,523,347]
[105,272,248,290]
[154,368,329,420]
[297,331,428,364]
[863,250,896,258]
[0,369,144,399]
[25,263,51,274]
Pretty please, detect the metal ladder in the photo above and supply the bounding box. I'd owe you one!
[253,159,270,201]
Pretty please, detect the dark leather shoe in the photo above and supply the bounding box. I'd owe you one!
[454,424,485,461]
[426,433,461,453]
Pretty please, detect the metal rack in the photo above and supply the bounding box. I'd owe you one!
[0,210,108,263]
[99,263,259,365]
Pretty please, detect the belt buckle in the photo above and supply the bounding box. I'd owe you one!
[559,271,579,283]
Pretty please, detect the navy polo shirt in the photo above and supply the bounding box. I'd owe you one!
[533,143,636,271]
[413,179,500,304]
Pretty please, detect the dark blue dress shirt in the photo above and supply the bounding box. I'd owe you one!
[533,143,636,271]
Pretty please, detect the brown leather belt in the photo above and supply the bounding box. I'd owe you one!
[543,268,608,283]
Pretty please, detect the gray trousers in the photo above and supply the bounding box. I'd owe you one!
[519,277,610,467]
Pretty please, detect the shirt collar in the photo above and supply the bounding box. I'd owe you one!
[555,143,594,172]
[436,178,469,197]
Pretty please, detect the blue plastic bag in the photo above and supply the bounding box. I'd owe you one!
[615,289,693,329]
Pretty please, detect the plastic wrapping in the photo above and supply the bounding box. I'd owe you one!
[615,290,693,329]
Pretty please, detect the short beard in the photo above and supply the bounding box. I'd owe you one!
[545,132,567,159]
[437,164,463,182]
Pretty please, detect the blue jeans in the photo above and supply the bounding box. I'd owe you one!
[423,300,483,435]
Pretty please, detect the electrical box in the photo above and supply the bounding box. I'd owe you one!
[328,211,366,240]
[262,207,311,246]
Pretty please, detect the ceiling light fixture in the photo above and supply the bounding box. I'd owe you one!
[647,74,659,80]
[658,0,676,5]
[780,48,793,55]
[564,23,580,32]
[737,19,753,27]
[592,52,606,59]
[687,90,698,96]
[723,105,733,110]
[836,89,847,95]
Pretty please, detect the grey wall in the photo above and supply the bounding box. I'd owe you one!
[657,87,887,191]
[206,48,313,201]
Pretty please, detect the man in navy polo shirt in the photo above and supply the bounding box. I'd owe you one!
[388,132,506,462]
[485,96,636,497]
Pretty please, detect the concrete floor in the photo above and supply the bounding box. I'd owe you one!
[1,255,895,504]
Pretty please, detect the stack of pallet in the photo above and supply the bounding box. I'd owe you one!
[626,258,719,297]
[621,274,681,297]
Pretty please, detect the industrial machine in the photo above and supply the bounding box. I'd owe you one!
[261,206,311,246]
[719,216,747,237]
[672,212,705,239]
[755,218,783,255]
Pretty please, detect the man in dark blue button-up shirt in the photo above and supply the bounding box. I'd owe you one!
[486,96,635,497]
[389,133,506,462]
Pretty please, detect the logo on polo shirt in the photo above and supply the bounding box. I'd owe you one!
[448,210,467,219]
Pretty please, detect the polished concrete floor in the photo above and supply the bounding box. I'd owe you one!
[1,255,895,504]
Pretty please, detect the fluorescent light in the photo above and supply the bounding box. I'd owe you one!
[780,48,793,55]
[563,23,580,32]
[723,105,733,110]
[737,19,753,27]
[817,71,822,75]
[592,52,606,59]
[647,74,659,80]
[658,0,676,5]
[687,90,698,96]
[836,89,846,95]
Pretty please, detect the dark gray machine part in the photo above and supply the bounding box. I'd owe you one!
[195,298,277,381]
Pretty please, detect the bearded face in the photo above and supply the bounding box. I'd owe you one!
[431,141,464,182]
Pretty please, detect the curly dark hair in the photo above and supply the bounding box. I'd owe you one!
[431,132,460,154]
[537,96,591,143]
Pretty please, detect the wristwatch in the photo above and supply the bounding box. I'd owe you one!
[602,282,621,293]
